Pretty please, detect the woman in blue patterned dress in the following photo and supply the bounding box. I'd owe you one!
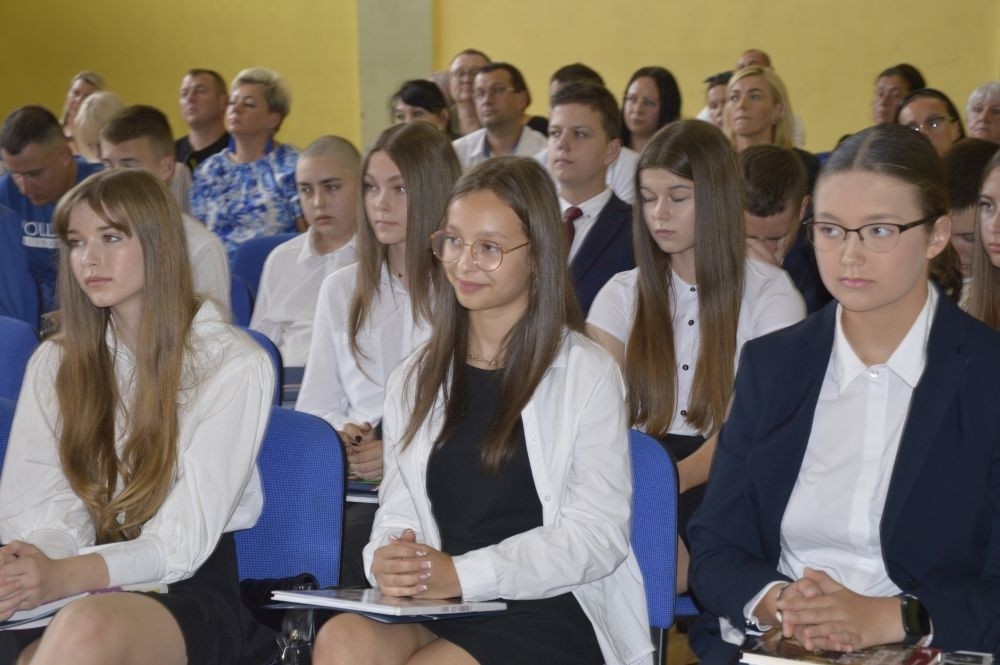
[190,67,302,260]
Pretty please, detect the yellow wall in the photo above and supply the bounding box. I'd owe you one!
[433,0,1000,153]
[0,0,361,150]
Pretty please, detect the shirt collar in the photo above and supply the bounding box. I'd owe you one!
[297,229,356,265]
[478,126,527,159]
[559,188,612,220]
[832,283,937,392]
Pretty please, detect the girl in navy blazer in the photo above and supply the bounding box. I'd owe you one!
[689,124,1000,662]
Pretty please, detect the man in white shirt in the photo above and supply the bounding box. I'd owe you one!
[451,63,547,169]
[99,105,230,310]
[250,136,359,366]
[547,82,634,316]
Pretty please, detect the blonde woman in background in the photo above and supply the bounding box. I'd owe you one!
[725,66,819,192]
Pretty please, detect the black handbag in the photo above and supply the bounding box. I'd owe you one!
[240,573,318,665]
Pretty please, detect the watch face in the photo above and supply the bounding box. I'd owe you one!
[902,595,931,636]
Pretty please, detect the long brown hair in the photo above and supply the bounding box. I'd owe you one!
[348,122,461,358]
[627,120,745,437]
[970,155,1000,328]
[52,169,198,543]
[401,157,582,472]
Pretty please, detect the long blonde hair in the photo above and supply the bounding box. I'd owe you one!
[627,120,745,436]
[52,169,198,543]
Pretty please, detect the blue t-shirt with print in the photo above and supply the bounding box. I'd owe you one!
[0,157,103,312]
[0,203,37,326]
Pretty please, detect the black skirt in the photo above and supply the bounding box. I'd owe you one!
[0,533,257,665]
[145,532,260,665]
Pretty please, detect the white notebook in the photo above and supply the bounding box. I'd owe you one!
[270,588,506,617]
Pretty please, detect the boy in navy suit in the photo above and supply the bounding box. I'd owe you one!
[547,82,634,315]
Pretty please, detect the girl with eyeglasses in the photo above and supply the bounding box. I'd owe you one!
[313,157,652,665]
[297,122,460,587]
[688,124,1000,661]
[0,170,273,663]
[587,119,805,594]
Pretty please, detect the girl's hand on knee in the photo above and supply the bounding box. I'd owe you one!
[0,541,65,613]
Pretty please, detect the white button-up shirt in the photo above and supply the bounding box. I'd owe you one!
[559,188,614,261]
[296,264,430,431]
[452,126,548,170]
[250,229,356,367]
[0,301,272,587]
[587,260,806,435]
[183,213,231,313]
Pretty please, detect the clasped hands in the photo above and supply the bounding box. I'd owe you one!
[339,422,383,482]
[371,529,462,599]
[0,541,60,621]
[758,567,906,653]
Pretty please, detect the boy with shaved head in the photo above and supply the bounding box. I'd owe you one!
[250,136,360,366]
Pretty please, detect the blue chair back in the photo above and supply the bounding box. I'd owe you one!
[230,274,255,327]
[232,233,298,298]
[628,429,678,657]
[240,327,283,406]
[235,407,345,588]
[0,397,15,473]
[0,316,38,401]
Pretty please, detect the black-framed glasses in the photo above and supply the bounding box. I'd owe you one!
[429,231,530,272]
[804,214,940,254]
[905,115,956,134]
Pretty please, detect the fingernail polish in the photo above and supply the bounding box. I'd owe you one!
[419,572,431,580]
[417,585,427,592]
[415,549,427,557]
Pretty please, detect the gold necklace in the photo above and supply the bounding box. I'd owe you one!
[467,350,501,368]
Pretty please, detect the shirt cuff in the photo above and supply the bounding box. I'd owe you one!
[452,548,499,601]
[92,536,166,588]
[744,580,789,630]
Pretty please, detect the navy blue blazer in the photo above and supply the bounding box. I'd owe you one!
[571,193,634,316]
[689,291,1000,661]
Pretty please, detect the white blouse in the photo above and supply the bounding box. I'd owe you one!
[250,230,357,367]
[296,264,430,431]
[0,301,273,587]
[587,259,806,435]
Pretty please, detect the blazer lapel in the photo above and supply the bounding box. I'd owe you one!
[570,195,628,281]
[881,295,965,541]
[754,304,837,559]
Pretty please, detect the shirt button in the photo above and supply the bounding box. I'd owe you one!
[543,495,551,502]
[689,286,696,292]
[682,364,689,371]
[868,368,880,378]
[687,320,695,326]
[680,409,688,416]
